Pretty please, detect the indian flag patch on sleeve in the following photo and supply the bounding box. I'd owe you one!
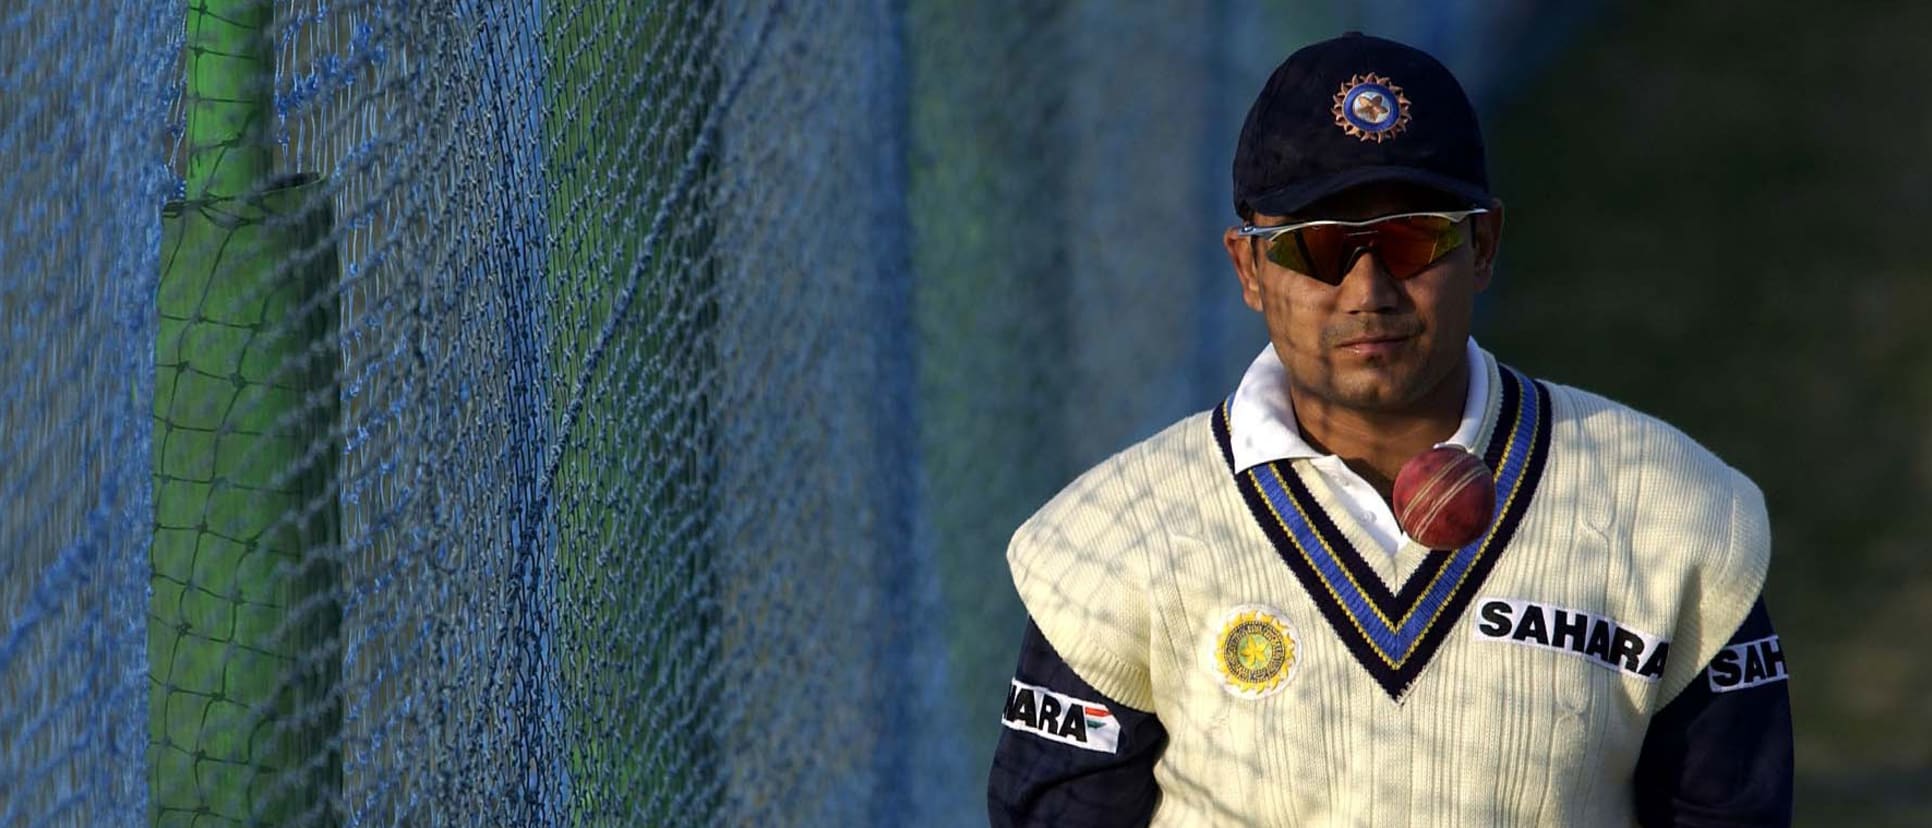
[1003,679,1120,754]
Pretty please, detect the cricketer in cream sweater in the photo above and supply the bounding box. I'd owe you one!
[989,341,1791,825]
[988,32,1790,828]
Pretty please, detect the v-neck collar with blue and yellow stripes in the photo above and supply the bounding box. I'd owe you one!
[1211,361,1553,701]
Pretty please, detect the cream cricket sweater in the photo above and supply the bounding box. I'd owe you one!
[1007,349,1771,826]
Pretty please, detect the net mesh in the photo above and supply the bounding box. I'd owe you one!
[6,1,1612,826]
[3,1,177,825]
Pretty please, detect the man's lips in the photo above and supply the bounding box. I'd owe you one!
[1333,332,1416,356]
[1334,333,1415,348]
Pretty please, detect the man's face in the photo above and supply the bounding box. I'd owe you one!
[1223,182,1503,413]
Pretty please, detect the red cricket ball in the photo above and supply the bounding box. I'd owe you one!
[1392,445,1497,551]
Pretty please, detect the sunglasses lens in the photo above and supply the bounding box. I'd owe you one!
[1373,216,1463,278]
[1262,214,1470,283]
[1265,225,1353,284]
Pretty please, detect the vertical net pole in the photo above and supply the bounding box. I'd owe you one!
[181,0,270,202]
[151,0,342,824]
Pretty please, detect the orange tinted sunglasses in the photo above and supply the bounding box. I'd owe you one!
[1236,209,1487,285]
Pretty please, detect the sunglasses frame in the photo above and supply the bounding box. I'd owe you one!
[1234,208,1489,283]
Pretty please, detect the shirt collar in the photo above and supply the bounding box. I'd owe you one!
[1227,337,1492,473]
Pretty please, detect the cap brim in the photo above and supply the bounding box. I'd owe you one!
[1247,166,1494,217]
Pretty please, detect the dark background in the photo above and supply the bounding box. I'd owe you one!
[1484,2,1932,821]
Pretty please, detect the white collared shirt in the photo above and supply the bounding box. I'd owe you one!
[1227,337,1489,555]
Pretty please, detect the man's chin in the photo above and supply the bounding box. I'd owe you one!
[1327,369,1429,411]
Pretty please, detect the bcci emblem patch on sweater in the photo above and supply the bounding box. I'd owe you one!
[1473,598,1670,680]
[1003,679,1120,754]
[1212,605,1300,699]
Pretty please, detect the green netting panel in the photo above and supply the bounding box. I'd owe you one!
[544,3,722,823]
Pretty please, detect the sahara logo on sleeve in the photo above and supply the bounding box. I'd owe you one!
[1707,635,1787,693]
[1472,598,1670,680]
[1003,679,1120,754]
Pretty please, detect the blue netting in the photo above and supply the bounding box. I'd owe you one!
[2,1,177,825]
[3,2,1588,825]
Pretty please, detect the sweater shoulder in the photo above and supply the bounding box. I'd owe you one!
[1003,409,1217,709]
[1541,379,1764,517]
[1536,378,1771,695]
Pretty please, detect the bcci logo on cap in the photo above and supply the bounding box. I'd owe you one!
[1332,72,1411,142]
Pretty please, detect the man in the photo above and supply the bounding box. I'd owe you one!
[988,32,1791,826]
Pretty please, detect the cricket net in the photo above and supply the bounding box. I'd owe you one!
[1,1,1550,824]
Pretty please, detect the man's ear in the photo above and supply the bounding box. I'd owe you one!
[1224,226,1265,311]
[1471,201,1504,291]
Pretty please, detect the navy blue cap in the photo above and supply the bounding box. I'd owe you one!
[1233,32,1492,218]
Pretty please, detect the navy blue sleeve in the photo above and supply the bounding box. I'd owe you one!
[1633,597,1793,827]
[987,618,1167,828]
